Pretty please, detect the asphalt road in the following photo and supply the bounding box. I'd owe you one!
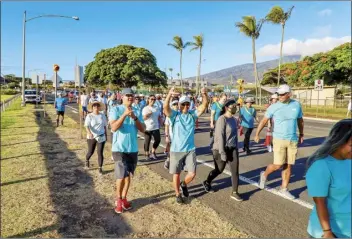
[55,98,334,238]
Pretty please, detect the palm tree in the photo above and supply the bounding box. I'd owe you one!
[167,36,191,93]
[169,68,173,80]
[190,34,204,96]
[266,6,294,86]
[235,16,265,105]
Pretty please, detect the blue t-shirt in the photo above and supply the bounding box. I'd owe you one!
[55,98,67,112]
[265,100,303,141]
[109,105,144,153]
[240,107,256,128]
[306,156,351,238]
[169,109,198,152]
[211,102,223,121]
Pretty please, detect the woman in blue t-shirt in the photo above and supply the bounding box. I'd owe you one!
[305,119,351,238]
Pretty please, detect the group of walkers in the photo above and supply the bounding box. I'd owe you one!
[55,84,351,238]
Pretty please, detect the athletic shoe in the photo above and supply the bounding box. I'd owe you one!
[98,167,103,175]
[164,159,170,170]
[258,171,266,189]
[121,198,132,210]
[85,160,90,169]
[150,153,157,160]
[230,192,243,201]
[180,181,189,197]
[176,194,185,204]
[202,181,214,193]
[279,188,295,200]
[114,199,123,214]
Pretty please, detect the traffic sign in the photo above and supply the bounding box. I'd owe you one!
[314,79,323,91]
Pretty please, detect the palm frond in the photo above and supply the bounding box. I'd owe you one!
[167,43,179,50]
[265,6,285,24]
[183,41,192,49]
[254,18,265,39]
[235,22,253,37]
[284,6,295,22]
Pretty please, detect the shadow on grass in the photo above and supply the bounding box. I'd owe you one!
[22,111,134,237]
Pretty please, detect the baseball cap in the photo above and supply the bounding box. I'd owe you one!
[179,95,191,104]
[121,88,133,95]
[170,99,179,106]
[245,97,255,103]
[276,85,291,94]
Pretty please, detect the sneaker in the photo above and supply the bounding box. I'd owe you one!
[267,145,272,153]
[150,153,157,160]
[85,160,90,169]
[121,198,132,210]
[164,151,168,157]
[114,199,123,214]
[258,171,266,189]
[180,181,189,197]
[230,192,243,201]
[145,155,151,161]
[279,188,295,200]
[61,120,64,126]
[98,167,103,175]
[246,149,252,155]
[164,159,170,170]
[176,194,185,204]
[202,180,213,193]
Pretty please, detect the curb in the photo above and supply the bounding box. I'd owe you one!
[302,116,339,123]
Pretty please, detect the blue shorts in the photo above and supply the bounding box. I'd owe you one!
[82,106,88,112]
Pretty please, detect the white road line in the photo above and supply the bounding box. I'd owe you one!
[138,134,314,210]
[66,105,79,114]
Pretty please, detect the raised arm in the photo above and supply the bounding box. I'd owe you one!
[164,87,176,117]
[196,88,209,117]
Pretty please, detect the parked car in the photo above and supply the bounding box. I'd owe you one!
[24,89,42,103]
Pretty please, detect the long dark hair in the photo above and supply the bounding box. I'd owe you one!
[306,119,352,171]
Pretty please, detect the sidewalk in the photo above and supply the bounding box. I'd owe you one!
[1,100,248,238]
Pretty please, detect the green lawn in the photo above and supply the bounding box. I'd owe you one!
[0,95,15,102]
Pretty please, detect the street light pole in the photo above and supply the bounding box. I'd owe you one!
[21,11,26,106]
[21,11,79,107]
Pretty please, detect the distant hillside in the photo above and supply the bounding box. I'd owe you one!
[185,55,301,84]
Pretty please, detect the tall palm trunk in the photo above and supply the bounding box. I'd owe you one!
[277,24,285,86]
[180,51,184,94]
[252,37,259,105]
[196,48,202,96]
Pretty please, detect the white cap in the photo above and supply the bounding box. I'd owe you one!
[170,100,179,106]
[270,94,278,99]
[245,97,255,103]
[276,84,291,94]
[179,95,191,104]
[139,94,144,97]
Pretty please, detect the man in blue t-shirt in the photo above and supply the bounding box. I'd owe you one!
[254,85,304,200]
[109,88,145,214]
[239,97,259,154]
[164,87,209,204]
[54,93,68,127]
[209,93,227,148]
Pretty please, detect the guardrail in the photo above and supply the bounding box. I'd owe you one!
[0,94,21,112]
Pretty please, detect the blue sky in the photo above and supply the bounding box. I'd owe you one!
[2,1,351,81]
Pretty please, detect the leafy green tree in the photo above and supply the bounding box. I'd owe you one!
[235,16,265,104]
[84,45,167,88]
[168,36,191,93]
[190,34,204,96]
[266,6,294,86]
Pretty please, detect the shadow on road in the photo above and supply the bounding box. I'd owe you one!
[30,111,133,237]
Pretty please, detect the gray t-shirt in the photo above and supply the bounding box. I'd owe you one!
[212,115,238,161]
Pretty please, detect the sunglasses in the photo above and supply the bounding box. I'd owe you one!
[278,93,288,96]
[181,103,190,106]
[172,103,178,106]
[125,94,133,97]
[150,98,156,101]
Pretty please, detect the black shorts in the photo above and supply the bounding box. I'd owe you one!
[57,111,65,116]
[112,152,138,179]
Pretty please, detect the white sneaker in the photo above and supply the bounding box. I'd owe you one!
[279,188,295,200]
[267,145,272,152]
[258,171,267,189]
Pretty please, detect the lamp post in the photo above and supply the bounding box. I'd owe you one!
[21,11,79,106]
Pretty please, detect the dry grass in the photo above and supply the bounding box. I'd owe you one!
[1,99,249,238]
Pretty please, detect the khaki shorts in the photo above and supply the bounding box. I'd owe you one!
[272,138,298,165]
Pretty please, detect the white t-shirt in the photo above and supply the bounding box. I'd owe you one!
[142,105,160,131]
[84,113,108,139]
[164,117,173,140]
[80,95,89,107]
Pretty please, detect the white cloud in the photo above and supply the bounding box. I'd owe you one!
[318,9,332,17]
[258,36,351,57]
[311,24,332,38]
